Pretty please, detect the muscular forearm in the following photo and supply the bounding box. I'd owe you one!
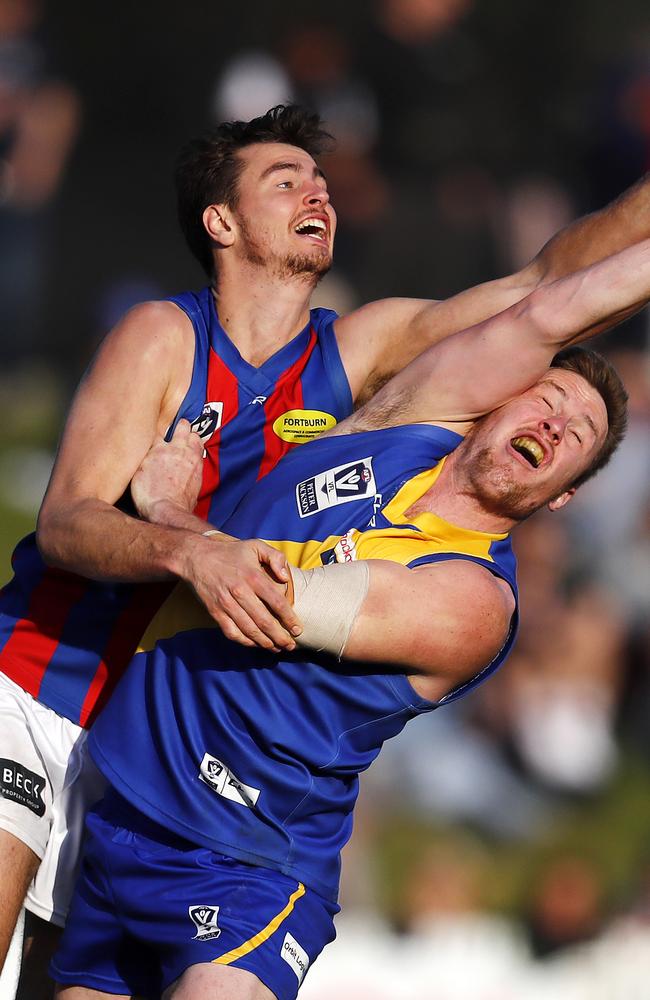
[532,236,650,344]
[535,173,650,281]
[36,497,201,583]
[37,495,299,649]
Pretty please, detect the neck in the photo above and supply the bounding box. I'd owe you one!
[408,444,519,535]
[212,261,318,367]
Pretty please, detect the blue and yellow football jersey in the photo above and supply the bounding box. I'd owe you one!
[89,424,519,903]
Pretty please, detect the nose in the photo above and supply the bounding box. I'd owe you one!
[539,415,565,445]
[303,181,329,208]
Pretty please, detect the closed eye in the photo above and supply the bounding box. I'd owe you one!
[542,396,553,409]
[572,429,582,444]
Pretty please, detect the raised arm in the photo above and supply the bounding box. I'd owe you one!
[336,173,650,402]
[339,237,650,434]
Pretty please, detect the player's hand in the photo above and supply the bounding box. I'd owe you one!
[184,533,302,652]
[131,419,204,526]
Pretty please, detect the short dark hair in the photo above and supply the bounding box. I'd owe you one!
[550,346,628,489]
[174,105,335,277]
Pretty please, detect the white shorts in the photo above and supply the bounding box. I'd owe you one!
[0,673,106,927]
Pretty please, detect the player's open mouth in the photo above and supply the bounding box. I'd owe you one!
[294,217,328,243]
[510,435,545,468]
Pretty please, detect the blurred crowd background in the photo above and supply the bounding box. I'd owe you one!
[0,0,649,996]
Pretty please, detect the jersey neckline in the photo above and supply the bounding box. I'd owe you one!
[208,292,317,383]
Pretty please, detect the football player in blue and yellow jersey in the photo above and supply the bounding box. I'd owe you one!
[1,103,649,992]
[49,239,641,1000]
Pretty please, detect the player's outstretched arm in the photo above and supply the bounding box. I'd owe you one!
[36,303,299,650]
[335,173,650,403]
[291,558,514,703]
[339,237,650,434]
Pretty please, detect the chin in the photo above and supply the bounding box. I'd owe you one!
[284,251,332,280]
[470,448,542,521]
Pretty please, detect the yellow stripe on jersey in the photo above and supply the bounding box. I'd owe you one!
[137,582,216,652]
[137,459,508,653]
[213,882,306,966]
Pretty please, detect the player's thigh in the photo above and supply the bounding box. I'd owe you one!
[164,963,276,1000]
[55,986,129,1000]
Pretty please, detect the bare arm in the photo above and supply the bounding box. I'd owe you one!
[338,238,650,434]
[36,301,299,650]
[335,173,650,402]
[299,558,514,703]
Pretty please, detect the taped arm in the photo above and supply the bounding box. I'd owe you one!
[291,558,514,702]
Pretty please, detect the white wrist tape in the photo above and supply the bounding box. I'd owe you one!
[288,561,370,658]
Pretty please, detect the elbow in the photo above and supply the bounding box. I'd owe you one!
[35,501,66,568]
[519,283,577,348]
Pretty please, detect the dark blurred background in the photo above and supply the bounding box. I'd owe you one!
[1,1,649,995]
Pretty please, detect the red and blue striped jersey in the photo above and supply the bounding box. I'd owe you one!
[0,288,352,728]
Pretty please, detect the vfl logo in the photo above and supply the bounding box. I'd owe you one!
[199,753,261,809]
[0,759,46,817]
[189,904,221,941]
[190,402,224,448]
[296,458,376,518]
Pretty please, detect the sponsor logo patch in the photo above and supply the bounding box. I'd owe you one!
[281,931,309,984]
[334,529,358,562]
[198,753,260,808]
[189,904,221,940]
[191,402,224,447]
[0,759,46,817]
[296,457,375,518]
[273,409,337,443]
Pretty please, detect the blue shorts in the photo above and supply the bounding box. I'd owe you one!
[50,792,339,999]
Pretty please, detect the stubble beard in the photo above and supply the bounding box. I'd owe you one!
[239,217,331,284]
[466,445,541,523]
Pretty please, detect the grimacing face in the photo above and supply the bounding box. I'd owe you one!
[461,368,609,521]
[227,142,336,281]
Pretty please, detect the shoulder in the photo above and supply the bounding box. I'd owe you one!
[110,299,194,349]
[333,298,433,400]
[412,558,515,623]
[407,559,515,700]
[89,300,194,378]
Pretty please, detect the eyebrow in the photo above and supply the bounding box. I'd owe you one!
[546,380,599,439]
[259,160,327,183]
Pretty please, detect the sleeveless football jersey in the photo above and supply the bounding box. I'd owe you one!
[0,290,351,727]
[89,424,519,902]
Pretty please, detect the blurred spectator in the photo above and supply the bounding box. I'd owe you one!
[524,855,606,959]
[211,50,292,123]
[0,0,80,370]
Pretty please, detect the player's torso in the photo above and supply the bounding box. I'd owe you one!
[0,290,352,727]
[90,425,518,900]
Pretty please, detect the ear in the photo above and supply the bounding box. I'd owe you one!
[547,487,576,512]
[202,204,235,248]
